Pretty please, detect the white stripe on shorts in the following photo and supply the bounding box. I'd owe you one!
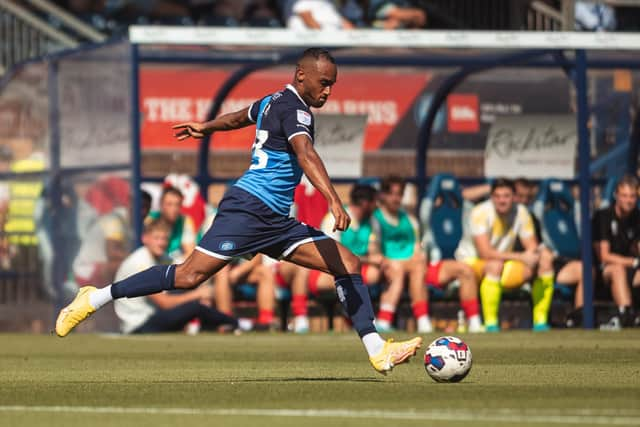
[195,246,232,260]
[280,235,330,259]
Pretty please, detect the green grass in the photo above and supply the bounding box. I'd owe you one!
[1,331,640,427]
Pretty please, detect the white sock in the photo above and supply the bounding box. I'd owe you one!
[417,315,433,333]
[88,285,113,310]
[468,315,483,331]
[362,332,386,356]
[293,315,309,332]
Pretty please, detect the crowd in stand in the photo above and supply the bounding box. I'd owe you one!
[54,0,428,35]
[45,171,637,336]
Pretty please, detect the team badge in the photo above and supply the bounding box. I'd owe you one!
[219,241,236,251]
[297,110,311,126]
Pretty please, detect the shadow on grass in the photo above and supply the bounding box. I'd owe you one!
[58,377,384,384]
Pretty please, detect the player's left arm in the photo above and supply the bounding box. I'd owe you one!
[290,135,350,232]
[172,107,253,141]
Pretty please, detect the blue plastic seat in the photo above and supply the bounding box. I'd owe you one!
[532,179,581,260]
[419,174,464,300]
[532,179,580,301]
[420,174,463,262]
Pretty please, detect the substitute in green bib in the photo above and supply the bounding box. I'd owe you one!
[148,186,196,262]
[371,176,432,333]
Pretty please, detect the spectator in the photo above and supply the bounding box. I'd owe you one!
[368,0,426,29]
[514,178,585,328]
[215,254,277,331]
[315,184,395,331]
[72,196,130,289]
[148,186,197,261]
[113,218,237,334]
[592,174,640,328]
[455,178,554,332]
[283,0,355,30]
[371,176,431,333]
[575,1,616,31]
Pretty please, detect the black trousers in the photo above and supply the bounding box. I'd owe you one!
[134,300,238,333]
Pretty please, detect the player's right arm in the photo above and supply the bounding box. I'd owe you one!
[290,135,350,232]
[172,106,253,141]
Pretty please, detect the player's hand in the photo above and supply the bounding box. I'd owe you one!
[172,122,208,141]
[330,201,351,232]
[520,251,540,269]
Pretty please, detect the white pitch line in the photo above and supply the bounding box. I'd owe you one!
[1,406,639,425]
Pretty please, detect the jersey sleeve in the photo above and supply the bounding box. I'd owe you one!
[248,97,267,123]
[281,106,314,143]
[517,207,535,240]
[469,205,489,236]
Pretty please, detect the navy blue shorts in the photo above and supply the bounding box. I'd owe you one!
[196,186,328,260]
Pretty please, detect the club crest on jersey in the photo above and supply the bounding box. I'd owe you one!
[219,241,236,251]
[297,110,311,126]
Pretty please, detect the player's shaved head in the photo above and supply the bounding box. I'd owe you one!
[293,48,337,108]
[296,48,335,70]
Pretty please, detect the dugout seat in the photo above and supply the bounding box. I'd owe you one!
[419,174,464,300]
[420,174,464,262]
[532,179,581,260]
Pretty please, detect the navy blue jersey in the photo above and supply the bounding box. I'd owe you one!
[234,84,315,216]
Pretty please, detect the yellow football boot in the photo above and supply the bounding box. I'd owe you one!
[369,337,422,375]
[55,286,97,337]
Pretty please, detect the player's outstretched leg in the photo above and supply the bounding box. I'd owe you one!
[287,238,422,375]
[55,251,226,337]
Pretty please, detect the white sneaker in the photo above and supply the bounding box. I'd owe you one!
[599,316,621,331]
[417,315,433,333]
[467,315,485,333]
[293,315,309,334]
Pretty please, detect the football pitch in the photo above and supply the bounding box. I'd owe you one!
[1,331,639,427]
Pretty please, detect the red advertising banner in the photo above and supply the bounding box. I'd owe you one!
[140,67,430,151]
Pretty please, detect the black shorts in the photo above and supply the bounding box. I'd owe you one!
[197,186,328,260]
[553,256,575,283]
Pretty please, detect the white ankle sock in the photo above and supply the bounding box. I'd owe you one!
[88,285,113,310]
[293,315,309,332]
[468,315,482,331]
[362,332,386,356]
[417,315,433,333]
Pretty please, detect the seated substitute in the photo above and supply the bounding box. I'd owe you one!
[315,184,398,331]
[592,174,640,328]
[456,178,554,332]
[148,186,197,261]
[114,219,238,334]
[423,251,483,334]
[371,176,432,333]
